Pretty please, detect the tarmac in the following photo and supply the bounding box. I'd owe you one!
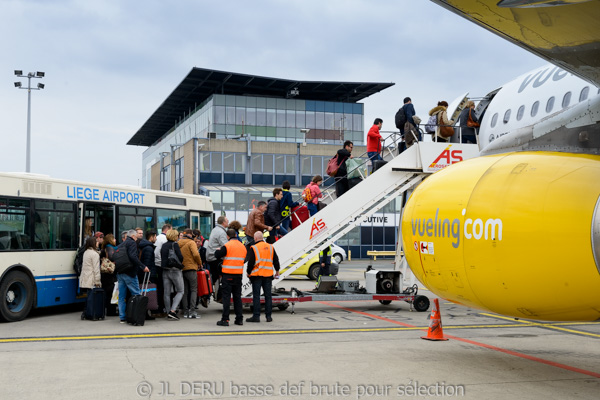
[0,260,598,400]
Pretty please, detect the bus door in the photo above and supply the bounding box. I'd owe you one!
[190,211,200,230]
[78,203,115,246]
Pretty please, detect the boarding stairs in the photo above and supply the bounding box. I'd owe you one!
[241,140,478,296]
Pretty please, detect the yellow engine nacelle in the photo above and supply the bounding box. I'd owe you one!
[402,152,600,321]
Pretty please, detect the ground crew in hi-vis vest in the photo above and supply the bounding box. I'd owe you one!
[246,231,280,323]
[214,228,247,326]
[318,245,332,282]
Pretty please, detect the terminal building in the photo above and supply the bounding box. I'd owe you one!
[128,68,399,259]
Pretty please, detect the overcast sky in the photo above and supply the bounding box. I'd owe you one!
[0,0,545,186]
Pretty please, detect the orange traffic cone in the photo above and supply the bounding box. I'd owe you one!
[421,298,448,341]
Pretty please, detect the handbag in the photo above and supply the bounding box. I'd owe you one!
[100,257,115,274]
[167,246,184,269]
[438,113,454,138]
[110,284,119,304]
[467,109,480,128]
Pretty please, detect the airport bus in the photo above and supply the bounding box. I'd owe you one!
[0,172,213,322]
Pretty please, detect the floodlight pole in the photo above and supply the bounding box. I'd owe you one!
[14,71,45,173]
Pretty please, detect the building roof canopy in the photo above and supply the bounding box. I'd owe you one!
[128,67,394,147]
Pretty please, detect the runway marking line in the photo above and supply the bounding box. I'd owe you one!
[317,301,600,379]
[0,327,424,343]
[0,322,553,344]
[479,313,600,338]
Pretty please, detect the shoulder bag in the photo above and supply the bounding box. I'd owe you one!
[467,109,480,128]
[438,113,454,138]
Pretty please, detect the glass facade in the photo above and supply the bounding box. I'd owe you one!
[141,94,365,188]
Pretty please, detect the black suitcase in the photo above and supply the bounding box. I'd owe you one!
[372,160,388,173]
[126,273,149,326]
[82,288,105,321]
[348,177,362,189]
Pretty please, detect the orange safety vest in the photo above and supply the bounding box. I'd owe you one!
[250,241,275,277]
[221,240,247,275]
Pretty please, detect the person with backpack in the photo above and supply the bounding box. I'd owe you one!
[116,229,150,323]
[264,188,285,244]
[334,141,353,199]
[429,101,455,142]
[160,229,185,320]
[366,118,384,163]
[305,175,323,216]
[279,180,298,233]
[396,97,418,153]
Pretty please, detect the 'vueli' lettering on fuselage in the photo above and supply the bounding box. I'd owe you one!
[410,208,503,249]
[66,185,145,205]
[517,66,568,93]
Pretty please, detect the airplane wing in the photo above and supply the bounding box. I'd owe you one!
[430,0,600,87]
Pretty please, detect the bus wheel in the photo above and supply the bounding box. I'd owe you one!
[0,270,34,322]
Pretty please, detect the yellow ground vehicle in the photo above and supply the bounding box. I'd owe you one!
[239,230,338,280]
[281,254,339,280]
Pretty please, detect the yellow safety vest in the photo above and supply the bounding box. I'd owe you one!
[221,240,247,275]
[250,241,275,277]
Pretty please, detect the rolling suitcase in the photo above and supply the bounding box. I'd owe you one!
[197,269,214,297]
[291,205,309,230]
[142,282,158,311]
[372,160,387,173]
[82,287,105,321]
[126,273,150,326]
[348,177,362,189]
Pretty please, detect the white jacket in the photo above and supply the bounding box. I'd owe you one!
[79,249,101,289]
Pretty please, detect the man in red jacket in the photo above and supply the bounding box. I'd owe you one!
[367,118,384,163]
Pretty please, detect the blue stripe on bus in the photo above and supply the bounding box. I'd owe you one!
[35,275,84,308]
[35,273,78,280]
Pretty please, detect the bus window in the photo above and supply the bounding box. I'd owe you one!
[34,200,76,250]
[118,206,155,240]
[156,209,187,232]
[0,198,31,250]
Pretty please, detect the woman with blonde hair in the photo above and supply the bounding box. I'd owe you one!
[160,229,184,320]
[458,100,480,144]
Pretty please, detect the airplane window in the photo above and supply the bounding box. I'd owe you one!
[579,87,590,102]
[546,96,555,113]
[491,113,498,128]
[503,109,511,124]
[531,101,539,117]
[562,92,571,109]
[516,105,525,121]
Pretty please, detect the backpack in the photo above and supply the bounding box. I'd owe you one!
[302,186,313,202]
[167,245,184,269]
[73,245,86,276]
[325,154,340,177]
[113,243,133,274]
[425,114,437,134]
[395,106,407,130]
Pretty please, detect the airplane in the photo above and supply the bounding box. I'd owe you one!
[400,0,600,321]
